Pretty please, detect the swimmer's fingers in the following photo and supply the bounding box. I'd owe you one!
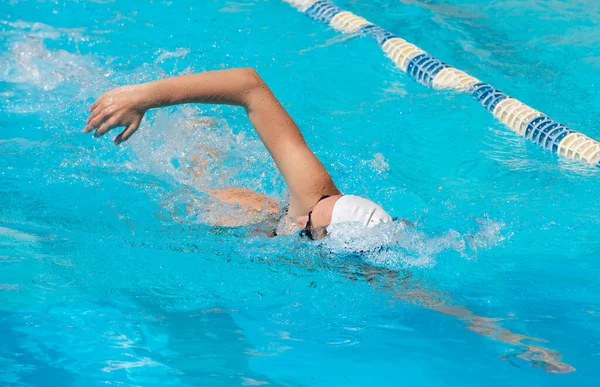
[83,109,109,134]
[86,108,100,124]
[93,117,121,138]
[90,99,101,112]
[89,93,110,112]
[85,104,108,125]
[114,117,141,146]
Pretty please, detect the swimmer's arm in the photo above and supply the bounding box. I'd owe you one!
[85,68,339,215]
[363,267,574,373]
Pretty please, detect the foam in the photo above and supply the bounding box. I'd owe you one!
[321,218,506,270]
[0,21,109,116]
[0,20,284,227]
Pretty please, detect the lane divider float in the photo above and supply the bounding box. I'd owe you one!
[284,0,600,168]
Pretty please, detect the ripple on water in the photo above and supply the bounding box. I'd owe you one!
[310,318,365,348]
[0,226,40,243]
[0,284,20,291]
[31,272,75,291]
[0,255,24,265]
[101,357,161,373]
[315,328,361,347]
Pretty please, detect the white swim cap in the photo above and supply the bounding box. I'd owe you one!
[329,195,392,228]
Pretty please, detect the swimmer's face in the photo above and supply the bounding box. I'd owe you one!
[296,195,342,240]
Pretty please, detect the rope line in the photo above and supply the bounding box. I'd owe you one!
[284,0,600,168]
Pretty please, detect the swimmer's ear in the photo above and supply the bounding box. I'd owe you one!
[296,215,308,230]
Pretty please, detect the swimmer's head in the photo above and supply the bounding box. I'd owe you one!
[297,194,392,240]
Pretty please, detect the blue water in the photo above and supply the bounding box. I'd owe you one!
[1,0,599,385]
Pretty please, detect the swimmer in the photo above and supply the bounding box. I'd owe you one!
[84,68,574,373]
[84,68,392,238]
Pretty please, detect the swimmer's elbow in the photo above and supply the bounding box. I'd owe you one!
[239,68,271,107]
[241,67,264,88]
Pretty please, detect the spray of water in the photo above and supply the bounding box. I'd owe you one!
[0,18,508,269]
[321,217,506,269]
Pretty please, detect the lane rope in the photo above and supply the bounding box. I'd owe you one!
[284,0,600,168]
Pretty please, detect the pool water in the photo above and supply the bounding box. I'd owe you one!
[1,0,599,385]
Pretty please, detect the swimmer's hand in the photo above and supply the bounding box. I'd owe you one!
[84,84,148,145]
[84,69,268,146]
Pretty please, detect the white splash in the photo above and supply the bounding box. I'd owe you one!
[367,152,390,173]
[323,217,506,269]
[154,48,190,66]
[0,38,100,91]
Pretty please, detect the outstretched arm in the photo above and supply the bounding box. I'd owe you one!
[85,68,340,215]
[359,266,575,374]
